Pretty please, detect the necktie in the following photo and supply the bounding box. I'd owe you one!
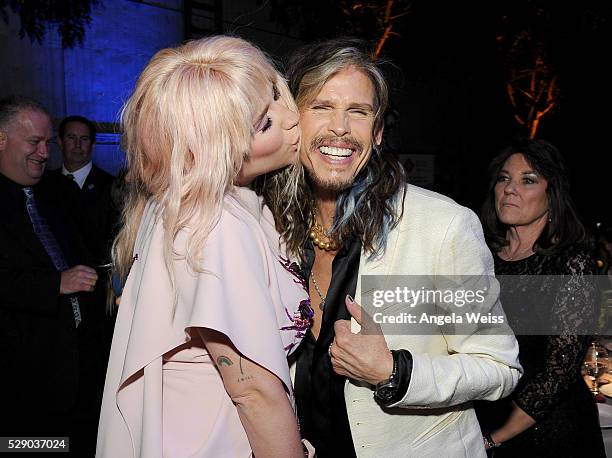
[23,187,82,327]
[65,173,80,190]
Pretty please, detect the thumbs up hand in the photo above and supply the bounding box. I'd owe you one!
[330,295,394,386]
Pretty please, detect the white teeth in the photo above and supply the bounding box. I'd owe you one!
[320,146,353,157]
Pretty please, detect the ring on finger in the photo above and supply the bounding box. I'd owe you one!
[328,343,333,358]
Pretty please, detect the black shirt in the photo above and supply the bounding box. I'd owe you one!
[293,238,361,458]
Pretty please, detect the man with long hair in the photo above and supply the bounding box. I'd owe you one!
[263,38,522,456]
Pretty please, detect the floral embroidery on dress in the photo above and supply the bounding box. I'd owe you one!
[279,257,314,351]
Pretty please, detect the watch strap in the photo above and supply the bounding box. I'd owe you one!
[375,350,398,391]
[375,349,413,407]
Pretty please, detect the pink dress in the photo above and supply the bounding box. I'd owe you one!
[96,188,311,457]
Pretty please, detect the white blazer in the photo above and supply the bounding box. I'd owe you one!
[294,185,522,457]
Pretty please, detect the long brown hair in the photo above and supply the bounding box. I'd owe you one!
[259,37,406,262]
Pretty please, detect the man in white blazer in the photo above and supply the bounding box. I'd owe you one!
[271,38,522,457]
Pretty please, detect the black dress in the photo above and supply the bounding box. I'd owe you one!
[476,245,605,458]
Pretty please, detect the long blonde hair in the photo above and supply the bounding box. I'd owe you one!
[112,36,296,308]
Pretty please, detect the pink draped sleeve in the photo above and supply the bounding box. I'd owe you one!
[97,195,310,457]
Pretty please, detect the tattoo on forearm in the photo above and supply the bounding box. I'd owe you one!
[237,356,254,383]
[217,355,233,367]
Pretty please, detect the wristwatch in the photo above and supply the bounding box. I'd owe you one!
[483,432,501,449]
[373,350,399,404]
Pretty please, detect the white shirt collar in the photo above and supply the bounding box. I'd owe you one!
[62,161,93,189]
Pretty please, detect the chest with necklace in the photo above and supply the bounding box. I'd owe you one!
[309,246,336,312]
[308,216,339,311]
[502,244,534,261]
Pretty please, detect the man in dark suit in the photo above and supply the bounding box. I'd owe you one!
[0,97,104,455]
[52,116,120,365]
[53,115,116,265]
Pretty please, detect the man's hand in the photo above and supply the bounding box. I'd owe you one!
[330,295,393,386]
[60,265,98,294]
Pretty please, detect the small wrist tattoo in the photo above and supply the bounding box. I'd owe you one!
[217,355,233,367]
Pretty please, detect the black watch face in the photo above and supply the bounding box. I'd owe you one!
[375,384,398,402]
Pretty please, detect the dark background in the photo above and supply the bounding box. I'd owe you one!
[2,0,610,228]
[263,0,611,230]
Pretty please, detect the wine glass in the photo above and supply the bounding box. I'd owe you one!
[584,342,609,395]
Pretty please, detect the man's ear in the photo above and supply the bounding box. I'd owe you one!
[374,122,384,148]
[56,135,63,149]
[0,131,6,152]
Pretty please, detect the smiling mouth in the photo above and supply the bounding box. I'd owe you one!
[319,146,354,159]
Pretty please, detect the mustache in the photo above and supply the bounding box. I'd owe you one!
[310,135,362,153]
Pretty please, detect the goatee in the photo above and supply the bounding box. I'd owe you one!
[305,167,354,193]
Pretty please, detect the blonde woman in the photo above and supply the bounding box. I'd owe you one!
[96,36,313,457]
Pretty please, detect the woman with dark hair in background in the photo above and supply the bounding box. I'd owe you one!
[476,138,605,457]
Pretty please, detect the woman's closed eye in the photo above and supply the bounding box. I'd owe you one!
[260,116,272,133]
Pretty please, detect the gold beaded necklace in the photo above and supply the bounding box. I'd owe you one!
[308,220,339,251]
